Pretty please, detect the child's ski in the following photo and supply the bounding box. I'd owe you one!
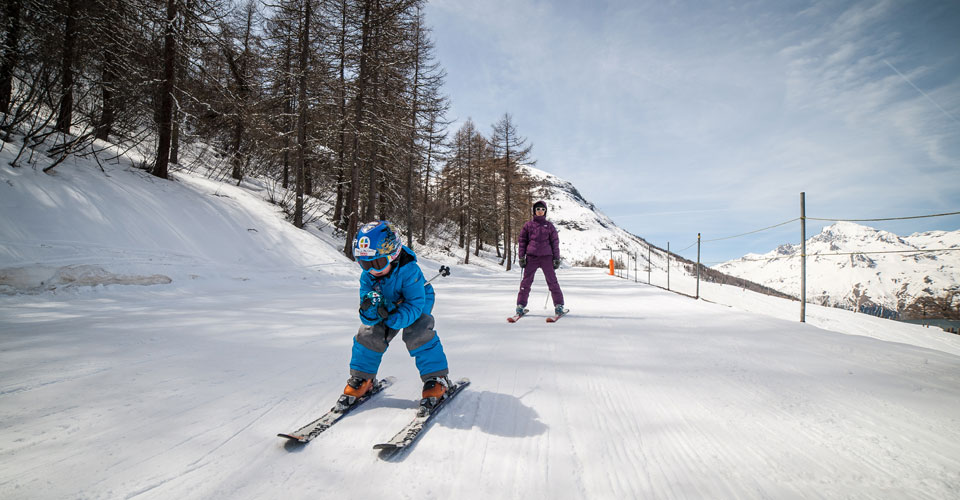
[374,377,470,453]
[278,376,395,443]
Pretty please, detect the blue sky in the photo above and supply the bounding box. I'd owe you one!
[423,0,960,264]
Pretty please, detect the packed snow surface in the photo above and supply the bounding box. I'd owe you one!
[2,150,960,500]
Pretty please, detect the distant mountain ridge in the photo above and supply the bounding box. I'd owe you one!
[715,222,960,319]
[520,166,794,300]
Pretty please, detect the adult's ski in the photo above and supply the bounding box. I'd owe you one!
[545,309,569,323]
[507,309,529,323]
[278,376,395,443]
[374,377,471,453]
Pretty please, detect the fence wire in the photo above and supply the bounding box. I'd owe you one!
[675,210,959,264]
[700,247,960,266]
[600,204,958,322]
[807,210,960,222]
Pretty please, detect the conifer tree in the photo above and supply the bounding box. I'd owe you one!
[491,113,534,270]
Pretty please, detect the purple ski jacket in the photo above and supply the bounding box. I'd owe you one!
[518,215,560,259]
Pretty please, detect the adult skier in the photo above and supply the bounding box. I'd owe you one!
[341,221,452,407]
[516,200,566,317]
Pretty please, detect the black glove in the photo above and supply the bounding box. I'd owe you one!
[519,257,526,268]
[553,259,561,269]
[359,292,389,323]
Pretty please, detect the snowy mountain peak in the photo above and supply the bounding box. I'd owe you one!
[522,165,596,213]
[776,244,797,256]
[519,165,648,266]
[811,221,906,248]
[717,222,960,319]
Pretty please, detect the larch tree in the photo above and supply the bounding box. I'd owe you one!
[491,112,534,270]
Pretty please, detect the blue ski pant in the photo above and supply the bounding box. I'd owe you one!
[349,313,449,382]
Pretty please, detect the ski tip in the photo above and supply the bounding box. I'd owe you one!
[278,433,307,443]
[373,443,401,450]
[507,309,530,322]
[545,310,569,322]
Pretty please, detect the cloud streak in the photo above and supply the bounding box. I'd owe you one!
[884,59,960,124]
[426,0,960,261]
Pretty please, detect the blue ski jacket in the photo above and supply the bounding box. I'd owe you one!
[358,245,435,330]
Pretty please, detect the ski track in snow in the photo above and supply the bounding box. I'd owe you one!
[2,269,959,500]
[3,160,960,499]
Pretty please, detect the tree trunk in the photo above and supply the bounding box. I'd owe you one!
[171,0,193,165]
[344,0,374,259]
[56,0,80,135]
[305,159,313,196]
[152,0,177,179]
[282,36,292,189]
[405,7,421,247]
[229,3,254,183]
[231,122,244,181]
[95,53,117,140]
[504,158,513,271]
[464,132,475,264]
[361,1,383,224]
[333,0,348,229]
[170,107,180,164]
[294,0,311,228]
[475,217,482,255]
[457,149,464,248]
[419,118,435,245]
[0,0,23,114]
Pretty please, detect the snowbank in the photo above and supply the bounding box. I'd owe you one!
[0,264,171,294]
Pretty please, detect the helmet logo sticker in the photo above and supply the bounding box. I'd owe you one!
[355,236,376,257]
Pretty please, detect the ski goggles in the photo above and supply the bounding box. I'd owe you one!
[358,256,391,272]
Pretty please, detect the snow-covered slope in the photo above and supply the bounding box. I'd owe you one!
[0,152,354,294]
[715,221,960,317]
[3,141,960,499]
[522,165,661,267]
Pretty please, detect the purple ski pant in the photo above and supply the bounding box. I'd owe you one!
[517,254,564,307]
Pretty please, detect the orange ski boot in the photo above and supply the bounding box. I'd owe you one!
[336,376,374,410]
[420,376,451,410]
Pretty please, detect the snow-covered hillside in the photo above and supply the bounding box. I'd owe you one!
[520,165,793,301]
[0,150,354,293]
[716,221,960,317]
[521,165,660,267]
[3,142,960,499]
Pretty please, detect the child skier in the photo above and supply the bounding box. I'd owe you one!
[340,220,452,409]
[516,200,566,317]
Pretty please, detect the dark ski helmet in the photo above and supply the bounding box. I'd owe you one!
[532,200,548,216]
[353,221,403,273]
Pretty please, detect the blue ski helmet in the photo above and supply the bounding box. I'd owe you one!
[353,221,403,273]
